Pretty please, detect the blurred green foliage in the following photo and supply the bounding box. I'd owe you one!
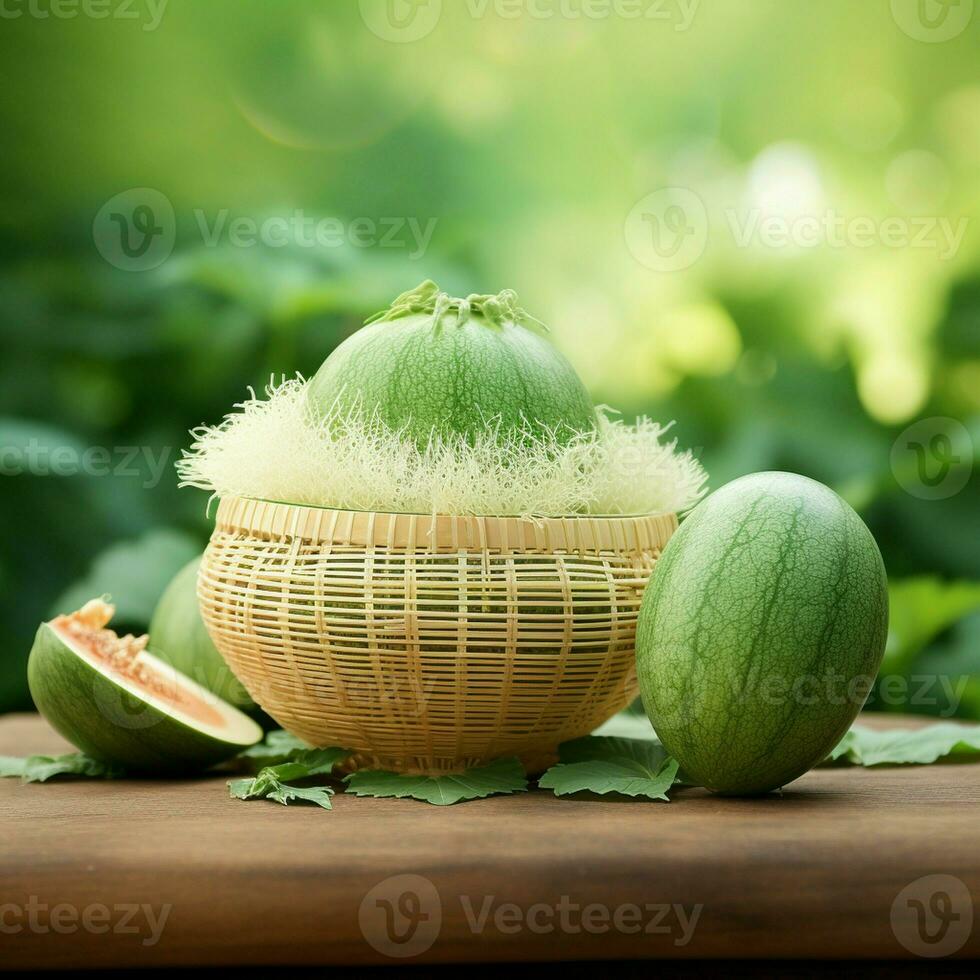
[1,1,977,715]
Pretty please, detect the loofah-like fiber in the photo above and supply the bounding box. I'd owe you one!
[177,377,707,518]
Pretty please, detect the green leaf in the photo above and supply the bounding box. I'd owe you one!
[228,773,334,808]
[51,529,201,627]
[558,735,668,766]
[829,723,980,766]
[228,772,335,809]
[540,737,680,801]
[343,758,528,806]
[266,783,335,808]
[228,744,350,808]
[884,578,980,675]
[236,731,351,774]
[0,756,28,778]
[284,747,350,776]
[0,753,124,783]
[592,711,659,741]
[0,418,89,475]
[228,775,263,799]
[247,730,308,757]
[238,729,311,768]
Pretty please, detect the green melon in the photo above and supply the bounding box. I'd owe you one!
[636,471,888,795]
[28,599,262,773]
[150,556,256,712]
[307,279,596,447]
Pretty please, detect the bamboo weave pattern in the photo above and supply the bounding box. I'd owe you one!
[199,497,677,773]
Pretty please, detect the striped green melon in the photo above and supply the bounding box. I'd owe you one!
[636,471,888,795]
[150,556,256,713]
[307,279,596,446]
[28,599,262,774]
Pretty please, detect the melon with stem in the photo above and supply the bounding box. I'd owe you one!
[307,279,597,447]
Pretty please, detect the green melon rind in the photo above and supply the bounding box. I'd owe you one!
[150,556,256,712]
[27,622,262,774]
[307,281,596,447]
[636,471,888,796]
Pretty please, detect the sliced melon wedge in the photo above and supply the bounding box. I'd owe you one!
[28,599,262,774]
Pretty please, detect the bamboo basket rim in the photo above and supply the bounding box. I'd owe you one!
[213,495,677,554]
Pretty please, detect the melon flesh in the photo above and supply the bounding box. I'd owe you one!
[29,599,262,773]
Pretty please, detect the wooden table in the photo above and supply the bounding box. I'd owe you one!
[1,712,977,969]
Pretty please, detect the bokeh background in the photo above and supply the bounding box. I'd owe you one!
[1,0,978,717]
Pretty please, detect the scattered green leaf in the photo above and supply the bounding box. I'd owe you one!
[829,723,980,766]
[228,746,351,808]
[228,769,335,810]
[344,757,527,806]
[539,736,680,801]
[264,782,336,808]
[0,753,124,782]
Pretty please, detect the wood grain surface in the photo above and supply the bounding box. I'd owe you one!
[0,712,977,968]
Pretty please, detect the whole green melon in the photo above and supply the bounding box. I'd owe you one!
[150,557,255,712]
[307,280,596,446]
[636,471,888,795]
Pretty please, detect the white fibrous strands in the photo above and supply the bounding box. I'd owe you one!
[177,377,709,518]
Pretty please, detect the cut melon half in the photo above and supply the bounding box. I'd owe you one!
[28,599,262,774]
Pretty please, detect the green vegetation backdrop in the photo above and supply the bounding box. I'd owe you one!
[1,1,978,717]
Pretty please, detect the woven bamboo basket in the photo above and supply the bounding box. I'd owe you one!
[198,496,677,774]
